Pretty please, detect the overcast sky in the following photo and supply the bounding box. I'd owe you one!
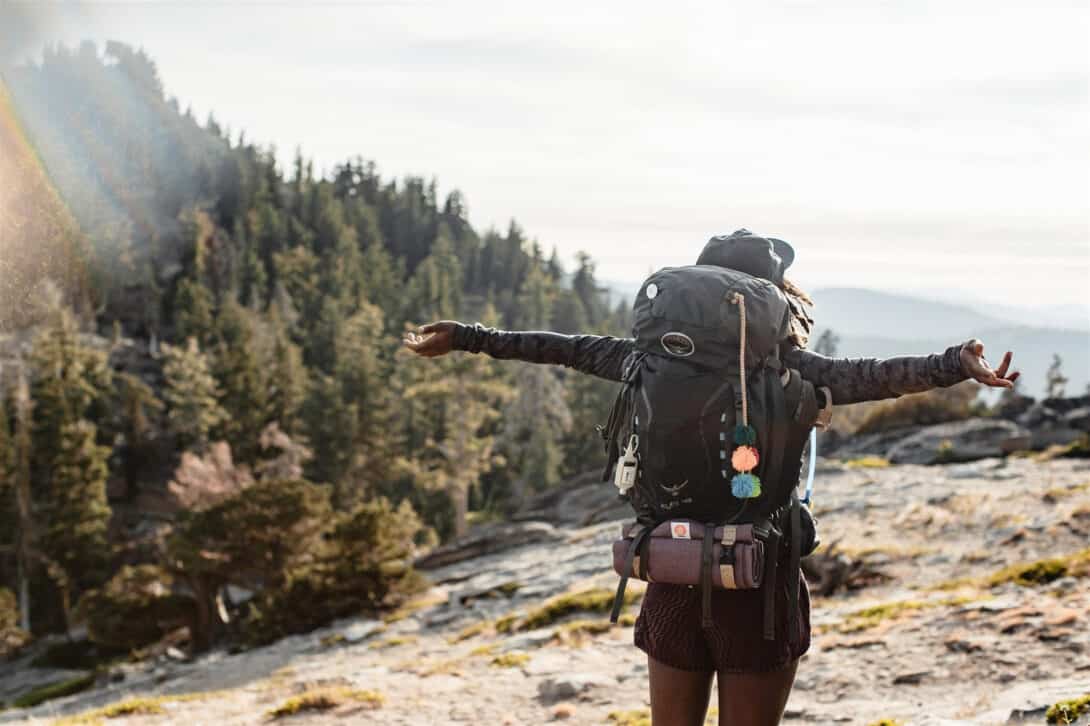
[5,1,1089,317]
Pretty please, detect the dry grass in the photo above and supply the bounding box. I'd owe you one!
[517,587,642,631]
[449,619,490,643]
[382,591,447,624]
[489,652,530,668]
[368,635,417,650]
[608,708,652,726]
[1043,481,1090,503]
[985,549,1090,588]
[833,596,978,633]
[844,456,891,469]
[52,692,227,726]
[266,687,383,719]
[551,618,615,646]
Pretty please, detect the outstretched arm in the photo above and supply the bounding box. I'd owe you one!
[403,321,636,382]
[784,338,1019,405]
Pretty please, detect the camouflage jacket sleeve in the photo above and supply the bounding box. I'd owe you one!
[782,341,971,405]
[451,323,637,382]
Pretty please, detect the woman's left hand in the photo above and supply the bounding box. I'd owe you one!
[960,338,1020,389]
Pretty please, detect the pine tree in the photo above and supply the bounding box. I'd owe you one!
[10,379,33,631]
[0,394,15,586]
[552,290,590,334]
[814,329,840,358]
[266,312,307,436]
[571,252,606,327]
[115,373,164,500]
[515,262,556,330]
[173,277,216,346]
[360,238,404,321]
[1046,354,1068,399]
[211,299,268,463]
[403,235,463,324]
[561,370,618,479]
[162,338,226,453]
[27,296,112,505]
[332,302,395,505]
[496,366,571,504]
[301,373,357,496]
[399,351,512,538]
[45,420,111,588]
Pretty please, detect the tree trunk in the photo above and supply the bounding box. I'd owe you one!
[17,563,30,632]
[452,483,468,539]
[186,575,224,652]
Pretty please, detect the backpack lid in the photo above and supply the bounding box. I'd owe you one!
[632,264,790,371]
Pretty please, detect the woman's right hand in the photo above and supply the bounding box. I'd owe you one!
[403,321,458,358]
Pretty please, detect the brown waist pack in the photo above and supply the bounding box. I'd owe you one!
[611,519,765,590]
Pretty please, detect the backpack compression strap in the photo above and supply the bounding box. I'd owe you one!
[701,522,716,629]
[760,364,789,640]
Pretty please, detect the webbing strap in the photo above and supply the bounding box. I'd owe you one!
[701,522,716,629]
[761,369,788,515]
[762,526,781,640]
[788,490,802,640]
[610,524,654,623]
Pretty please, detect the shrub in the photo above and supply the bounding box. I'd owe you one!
[0,588,31,660]
[855,381,978,434]
[167,478,331,650]
[76,565,192,650]
[241,497,427,645]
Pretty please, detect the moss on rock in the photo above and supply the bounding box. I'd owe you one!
[266,687,383,719]
[986,549,1090,588]
[518,587,640,631]
[12,672,96,709]
[608,708,652,726]
[489,652,530,668]
[1046,693,1090,724]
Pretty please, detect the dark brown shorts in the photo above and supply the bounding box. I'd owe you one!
[633,569,810,673]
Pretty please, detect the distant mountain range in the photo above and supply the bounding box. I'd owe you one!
[602,281,1089,398]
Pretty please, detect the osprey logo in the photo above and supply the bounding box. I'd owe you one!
[670,521,691,539]
[660,479,688,496]
[660,332,695,357]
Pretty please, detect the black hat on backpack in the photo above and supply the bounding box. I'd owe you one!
[696,229,795,287]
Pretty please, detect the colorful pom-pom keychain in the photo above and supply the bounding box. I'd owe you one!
[729,292,762,499]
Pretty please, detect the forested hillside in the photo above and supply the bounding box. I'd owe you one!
[0,42,629,650]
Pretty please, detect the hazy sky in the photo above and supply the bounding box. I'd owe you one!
[5,1,1089,315]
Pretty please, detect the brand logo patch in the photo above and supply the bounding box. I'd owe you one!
[660,331,695,357]
[670,521,691,539]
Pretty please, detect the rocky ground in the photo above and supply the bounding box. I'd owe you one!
[3,456,1089,725]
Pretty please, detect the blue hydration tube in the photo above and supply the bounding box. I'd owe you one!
[802,428,817,505]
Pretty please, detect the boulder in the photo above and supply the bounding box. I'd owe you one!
[414,521,562,570]
[886,419,1031,465]
[822,425,920,461]
[513,470,630,526]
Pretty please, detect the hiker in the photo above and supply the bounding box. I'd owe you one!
[402,230,1018,726]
